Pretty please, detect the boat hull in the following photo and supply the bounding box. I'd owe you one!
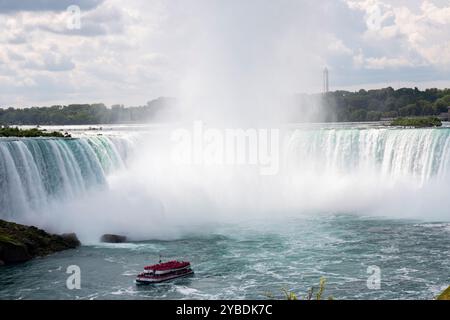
[135,270,194,285]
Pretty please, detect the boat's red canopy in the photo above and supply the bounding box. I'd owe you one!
[144,260,190,271]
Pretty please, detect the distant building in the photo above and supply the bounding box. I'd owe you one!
[323,67,329,93]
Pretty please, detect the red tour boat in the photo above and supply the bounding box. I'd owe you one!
[135,260,194,284]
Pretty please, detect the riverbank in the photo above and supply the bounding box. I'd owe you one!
[0,219,80,265]
[0,126,70,138]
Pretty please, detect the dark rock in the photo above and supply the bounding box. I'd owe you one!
[0,219,80,265]
[100,234,127,243]
[0,241,31,264]
[61,233,81,248]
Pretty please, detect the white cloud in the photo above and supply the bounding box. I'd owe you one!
[0,0,104,13]
[0,0,449,107]
[353,49,366,68]
[347,0,395,31]
[365,56,414,69]
[327,36,353,55]
[0,0,170,106]
[346,0,450,69]
[352,49,418,69]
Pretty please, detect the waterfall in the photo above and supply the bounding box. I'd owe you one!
[1,126,449,230]
[286,127,450,185]
[0,135,131,219]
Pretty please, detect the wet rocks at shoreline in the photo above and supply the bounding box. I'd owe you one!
[100,234,127,243]
[0,219,80,265]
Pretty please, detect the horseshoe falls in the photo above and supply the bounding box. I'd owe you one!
[287,127,450,184]
[0,135,131,221]
[1,127,450,223]
[1,125,449,300]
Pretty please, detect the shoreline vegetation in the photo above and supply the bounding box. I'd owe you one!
[265,277,333,300]
[437,286,450,300]
[267,278,450,300]
[0,126,71,138]
[0,219,80,265]
[0,97,174,125]
[307,87,450,122]
[0,88,449,125]
[390,116,443,128]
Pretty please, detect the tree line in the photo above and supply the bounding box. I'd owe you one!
[0,97,174,125]
[1,88,450,125]
[297,87,450,122]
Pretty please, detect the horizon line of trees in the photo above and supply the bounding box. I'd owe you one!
[0,97,175,125]
[306,87,450,122]
[1,87,450,125]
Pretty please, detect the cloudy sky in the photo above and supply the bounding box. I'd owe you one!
[0,0,450,107]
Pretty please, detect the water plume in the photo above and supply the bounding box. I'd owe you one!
[8,126,447,242]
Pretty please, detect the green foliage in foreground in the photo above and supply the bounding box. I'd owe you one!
[0,126,70,138]
[390,116,442,128]
[437,286,450,300]
[265,277,333,300]
[267,278,450,300]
